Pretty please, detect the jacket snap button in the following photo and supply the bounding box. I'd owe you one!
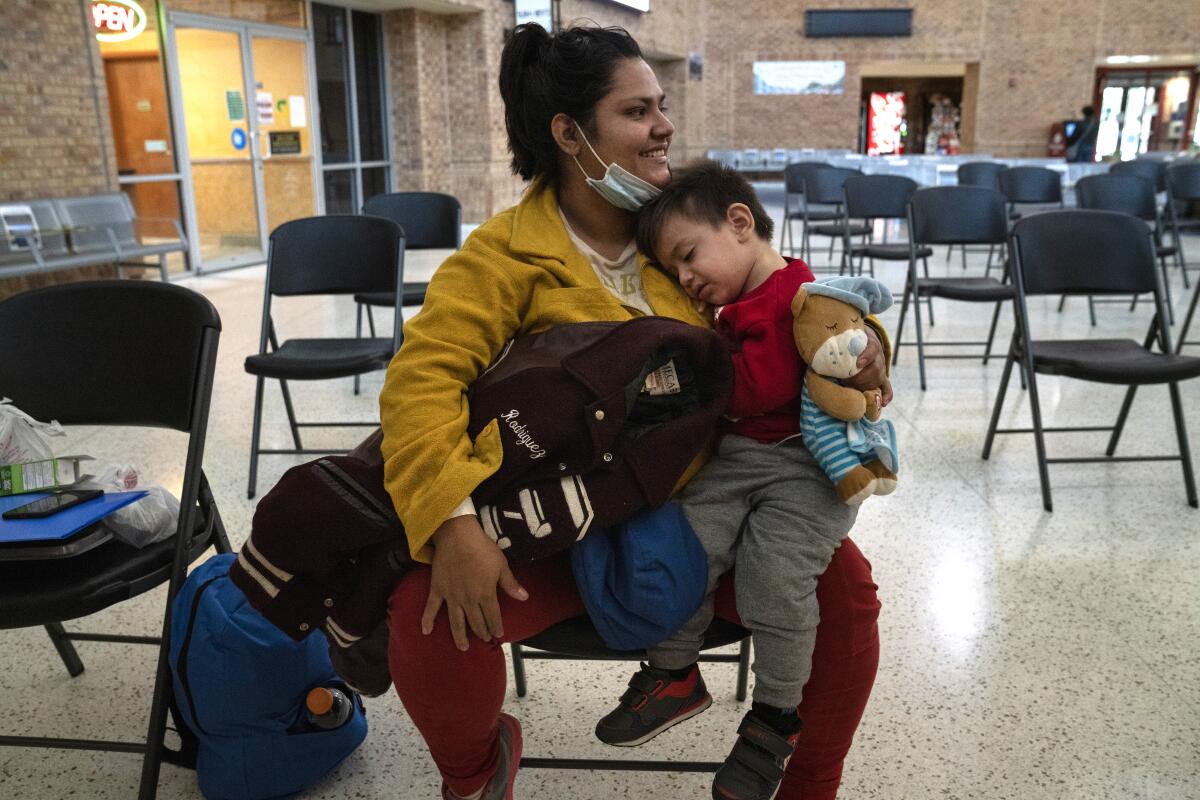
[299,622,310,632]
[324,598,334,607]
[559,462,567,471]
[594,410,605,421]
[602,452,613,462]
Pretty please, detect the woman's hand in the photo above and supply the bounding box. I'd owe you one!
[421,514,529,651]
[844,326,892,407]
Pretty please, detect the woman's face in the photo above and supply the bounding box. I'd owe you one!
[579,58,675,189]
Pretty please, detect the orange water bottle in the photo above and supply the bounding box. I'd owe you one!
[305,686,352,730]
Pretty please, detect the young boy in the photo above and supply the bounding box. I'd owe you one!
[594,162,889,800]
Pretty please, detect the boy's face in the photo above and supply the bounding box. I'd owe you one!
[653,209,758,306]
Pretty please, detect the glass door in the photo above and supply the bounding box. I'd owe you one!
[166,13,317,272]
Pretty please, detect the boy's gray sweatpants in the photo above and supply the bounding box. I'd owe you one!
[648,434,858,709]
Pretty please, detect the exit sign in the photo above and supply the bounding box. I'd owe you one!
[93,0,147,43]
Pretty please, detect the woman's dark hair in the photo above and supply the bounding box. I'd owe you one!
[499,23,642,183]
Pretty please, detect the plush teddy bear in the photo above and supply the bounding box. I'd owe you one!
[791,276,898,505]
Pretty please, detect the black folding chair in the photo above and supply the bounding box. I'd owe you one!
[1110,158,1167,194]
[245,215,405,498]
[997,166,1064,222]
[779,162,842,263]
[1075,173,1181,324]
[511,616,750,772]
[840,174,932,278]
[0,280,231,799]
[894,186,1015,390]
[948,161,1007,269]
[982,210,1200,511]
[354,192,461,394]
[802,166,869,273]
[1166,163,1200,341]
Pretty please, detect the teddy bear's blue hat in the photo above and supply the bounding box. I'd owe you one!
[802,276,893,316]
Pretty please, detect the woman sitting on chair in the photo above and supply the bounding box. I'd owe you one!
[380,23,884,800]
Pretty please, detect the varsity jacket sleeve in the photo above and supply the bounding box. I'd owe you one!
[378,231,530,563]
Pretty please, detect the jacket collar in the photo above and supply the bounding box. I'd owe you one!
[509,179,708,327]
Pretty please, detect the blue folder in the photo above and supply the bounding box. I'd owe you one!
[0,491,148,545]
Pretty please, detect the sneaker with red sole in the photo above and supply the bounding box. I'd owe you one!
[711,710,801,800]
[441,713,523,800]
[595,663,713,747]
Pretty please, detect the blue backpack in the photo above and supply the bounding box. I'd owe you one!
[167,553,368,800]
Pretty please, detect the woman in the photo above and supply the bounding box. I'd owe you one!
[381,24,883,800]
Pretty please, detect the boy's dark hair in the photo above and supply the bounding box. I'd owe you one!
[637,161,775,262]
[499,24,642,184]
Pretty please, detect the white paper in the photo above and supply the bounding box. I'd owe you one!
[256,91,274,124]
[289,95,307,128]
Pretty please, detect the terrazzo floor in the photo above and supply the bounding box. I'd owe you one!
[1,191,1198,800]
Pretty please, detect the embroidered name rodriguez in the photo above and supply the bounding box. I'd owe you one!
[500,410,546,460]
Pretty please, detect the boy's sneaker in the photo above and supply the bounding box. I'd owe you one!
[711,710,801,800]
[595,663,712,747]
[441,713,523,800]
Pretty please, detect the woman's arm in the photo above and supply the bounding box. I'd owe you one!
[379,236,534,650]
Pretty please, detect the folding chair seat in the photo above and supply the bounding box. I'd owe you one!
[1074,173,1181,324]
[997,166,1064,222]
[946,161,1006,269]
[511,615,750,772]
[840,174,932,277]
[779,162,840,263]
[893,185,1015,390]
[245,214,405,498]
[982,210,1200,511]
[801,166,866,272]
[0,280,230,799]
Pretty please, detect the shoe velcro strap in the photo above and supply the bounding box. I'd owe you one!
[726,737,787,783]
[627,670,666,695]
[735,715,797,761]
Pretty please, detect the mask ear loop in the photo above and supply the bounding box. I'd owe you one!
[570,122,609,181]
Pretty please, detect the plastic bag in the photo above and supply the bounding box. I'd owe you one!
[0,398,65,466]
[77,463,181,548]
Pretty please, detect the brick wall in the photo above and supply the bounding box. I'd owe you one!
[0,0,119,298]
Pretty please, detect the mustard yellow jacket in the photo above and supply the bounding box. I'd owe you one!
[379,181,889,563]
[379,181,709,562]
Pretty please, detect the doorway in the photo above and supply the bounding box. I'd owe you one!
[164,12,319,272]
[1094,67,1197,161]
[859,76,964,156]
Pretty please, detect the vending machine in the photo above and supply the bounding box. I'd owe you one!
[867,91,906,155]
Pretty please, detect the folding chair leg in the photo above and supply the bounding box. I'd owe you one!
[912,282,928,391]
[511,644,528,698]
[354,305,364,396]
[922,257,935,326]
[1024,368,1053,512]
[277,379,303,450]
[158,253,168,283]
[983,245,995,279]
[735,638,751,702]
[1129,294,1139,312]
[1106,385,1139,457]
[247,376,266,499]
[1159,257,1176,325]
[1088,296,1097,327]
[961,243,968,272]
[892,277,910,368]
[982,300,1003,364]
[366,305,377,338]
[1057,295,1067,313]
[981,335,1018,460]
[1167,382,1199,508]
[137,651,173,800]
[945,244,953,264]
[1179,279,1200,353]
[44,622,84,677]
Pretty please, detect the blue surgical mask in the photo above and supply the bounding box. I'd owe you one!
[571,125,663,212]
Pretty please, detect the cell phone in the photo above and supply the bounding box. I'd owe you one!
[3,489,104,520]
